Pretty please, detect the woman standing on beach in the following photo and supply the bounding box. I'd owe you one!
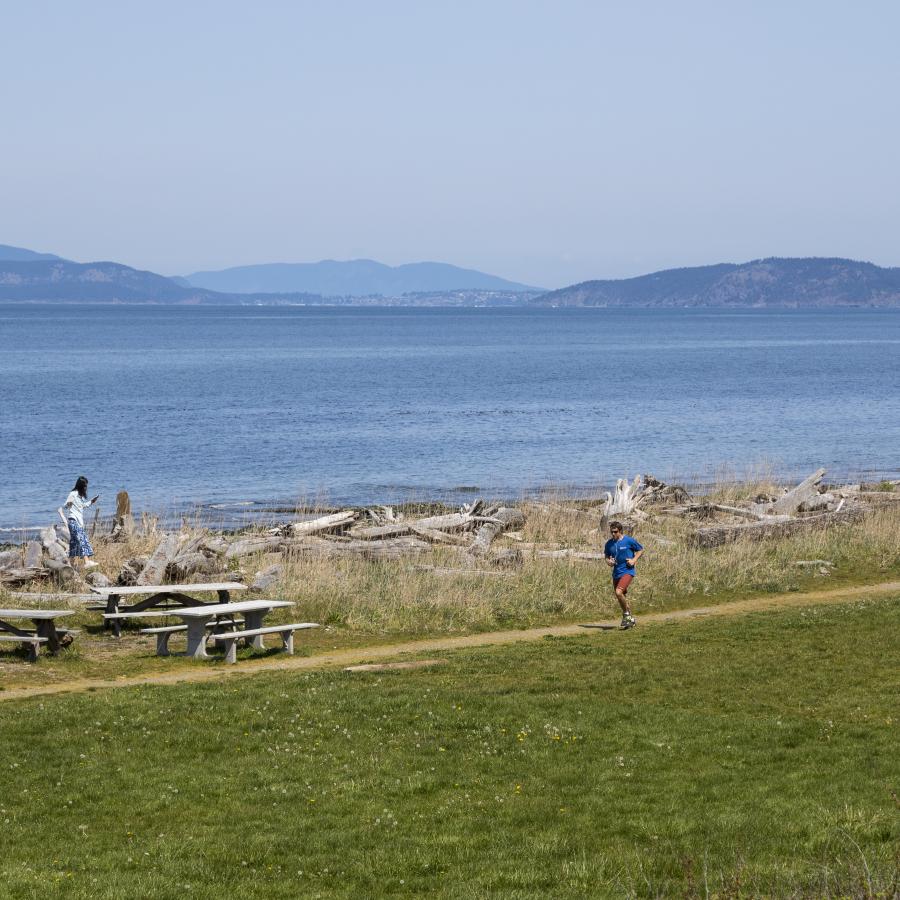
[62,476,100,572]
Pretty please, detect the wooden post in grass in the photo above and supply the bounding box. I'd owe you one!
[111,490,134,541]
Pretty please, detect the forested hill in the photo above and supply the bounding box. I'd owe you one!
[0,243,64,262]
[530,258,900,308]
[0,259,226,303]
[0,259,321,304]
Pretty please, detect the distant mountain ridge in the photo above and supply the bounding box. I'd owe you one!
[3,247,900,307]
[0,243,65,263]
[184,258,538,295]
[531,258,900,308]
[0,259,226,303]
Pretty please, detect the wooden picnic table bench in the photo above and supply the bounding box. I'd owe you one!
[140,614,248,656]
[0,608,77,660]
[106,599,294,659]
[212,623,320,664]
[89,582,246,637]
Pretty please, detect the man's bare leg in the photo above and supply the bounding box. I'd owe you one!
[614,584,631,617]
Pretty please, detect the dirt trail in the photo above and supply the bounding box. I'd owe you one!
[1,580,897,702]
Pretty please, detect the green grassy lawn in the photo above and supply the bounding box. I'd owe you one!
[0,597,897,898]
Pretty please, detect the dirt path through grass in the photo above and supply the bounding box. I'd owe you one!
[2,580,898,702]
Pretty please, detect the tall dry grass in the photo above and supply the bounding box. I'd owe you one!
[269,502,900,634]
[15,488,896,635]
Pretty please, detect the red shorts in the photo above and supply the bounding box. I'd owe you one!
[613,574,633,593]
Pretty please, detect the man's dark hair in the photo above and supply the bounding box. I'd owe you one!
[74,475,89,498]
[609,520,624,532]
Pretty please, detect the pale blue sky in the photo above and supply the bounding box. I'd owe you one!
[2,0,898,287]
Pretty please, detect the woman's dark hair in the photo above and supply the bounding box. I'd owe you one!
[74,476,89,498]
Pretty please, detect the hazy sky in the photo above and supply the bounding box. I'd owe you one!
[2,1,899,288]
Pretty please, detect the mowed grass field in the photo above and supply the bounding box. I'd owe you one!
[0,596,898,898]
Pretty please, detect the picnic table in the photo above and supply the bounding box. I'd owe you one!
[0,608,77,659]
[89,582,246,637]
[105,599,294,659]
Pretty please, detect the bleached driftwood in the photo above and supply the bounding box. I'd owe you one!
[798,492,836,513]
[167,551,217,580]
[348,523,413,540]
[708,504,772,521]
[199,535,229,556]
[532,549,607,561]
[694,504,863,548]
[287,510,357,537]
[639,475,691,505]
[409,524,472,545]
[24,541,42,569]
[467,508,526,559]
[770,468,826,516]
[224,535,285,560]
[40,525,69,563]
[283,537,430,560]
[110,490,134,541]
[605,475,646,517]
[250,564,282,592]
[365,505,402,525]
[136,534,180,584]
[0,549,21,569]
[0,567,44,586]
[350,511,476,541]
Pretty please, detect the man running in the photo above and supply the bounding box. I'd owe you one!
[604,521,644,629]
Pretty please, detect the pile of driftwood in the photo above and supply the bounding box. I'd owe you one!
[0,523,86,589]
[680,469,899,548]
[1,471,896,590]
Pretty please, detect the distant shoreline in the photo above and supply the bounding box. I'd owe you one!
[2,300,900,309]
[4,468,898,543]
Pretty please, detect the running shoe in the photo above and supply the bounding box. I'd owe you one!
[620,614,636,630]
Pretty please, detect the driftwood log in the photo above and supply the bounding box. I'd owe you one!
[225,535,285,560]
[110,490,134,541]
[287,510,357,537]
[0,567,44,586]
[250,564,282,592]
[532,549,607,561]
[409,525,471,545]
[694,504,864,548]
[0,549,21,569]
[467,508,526,559]
[770,468,826,516]
[136,534,180,585]
[349,511,477,541]
[24,541,43,569]
[283,537,431,561]
[706,504,788,522]
[606,475,645,516]
[167,551,217,580]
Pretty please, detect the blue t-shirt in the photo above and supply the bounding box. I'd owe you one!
[604,535,643,578]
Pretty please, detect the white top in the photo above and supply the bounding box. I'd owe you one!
[108,600,292,620]
[0,609,75,620]
[64,491,94,528]
[89,582,246,597]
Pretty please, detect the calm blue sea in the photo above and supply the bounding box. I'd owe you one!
[1,304,898,533]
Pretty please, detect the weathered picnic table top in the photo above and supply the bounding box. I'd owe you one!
[89,582,246,597]
[107,599,292,620]
[0,608,76,620]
